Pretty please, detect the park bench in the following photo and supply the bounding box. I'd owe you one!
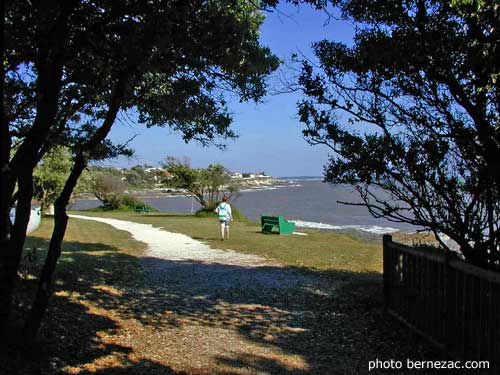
[261,215,295,235]
[134,205,150,214]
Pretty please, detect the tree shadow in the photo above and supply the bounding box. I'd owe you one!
[1,286,134,374]
[76,359,189,375]
[7,236,452,374]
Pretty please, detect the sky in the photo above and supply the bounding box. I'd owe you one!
[106,3,355,177]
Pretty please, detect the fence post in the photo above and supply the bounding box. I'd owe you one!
[444,249,453,358]
[383,234,393,313]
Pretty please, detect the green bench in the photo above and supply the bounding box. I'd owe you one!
[261,215,296,235]
[134,205,150,213]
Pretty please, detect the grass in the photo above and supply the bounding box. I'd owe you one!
[71,211,383,273]
[21,216,146,290]
[4,211,439,374]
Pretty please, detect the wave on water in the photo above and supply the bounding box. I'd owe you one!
[279,176,323,182]
[239,184,302,193]
[291,219,400,234]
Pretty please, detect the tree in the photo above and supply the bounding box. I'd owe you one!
[297,0,500,268]
[2,0,280,338]
[91,173,127,208]
[164,157,238,209]
[33,146,73,212]
[125,165,157,188]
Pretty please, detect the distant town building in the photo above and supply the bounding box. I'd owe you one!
[255,172,270,178]
[229,171,273,179]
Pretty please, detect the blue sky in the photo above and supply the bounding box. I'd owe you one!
[107,3,354,177]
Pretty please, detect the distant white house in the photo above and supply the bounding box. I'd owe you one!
[145,167,161,173]
[230,171,272,179]
[255,172,271,178]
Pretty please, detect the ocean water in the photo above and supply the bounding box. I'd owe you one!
[71,178,418,234]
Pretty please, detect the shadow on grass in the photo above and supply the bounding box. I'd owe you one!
[5,235,446,375]
[76,360,189,375]
[191,236,222,241]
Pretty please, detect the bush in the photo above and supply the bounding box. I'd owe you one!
[120,195,151,210]
[194,208,217,218]
[99,194,155,212]
[102,194,122,210]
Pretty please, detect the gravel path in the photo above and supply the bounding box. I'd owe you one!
[70,214,275,267]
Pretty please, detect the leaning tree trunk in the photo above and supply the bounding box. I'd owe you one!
[23,74,129,341]
[23,156,87,341]
[1,1,81,331]
[0,173,33,330]
[0,61,66,330]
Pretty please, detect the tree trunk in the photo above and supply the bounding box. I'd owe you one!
[23,74,129,341]
[0,0,10,243]
[40,189,47,214]
[0,62,64,328]
[23,156,86,341]
[0,171,34,330]
[1,1,84,331]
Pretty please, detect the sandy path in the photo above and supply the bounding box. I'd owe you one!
[69,214,274,267]
[68,214,337,374]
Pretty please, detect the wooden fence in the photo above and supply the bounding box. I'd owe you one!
[383,235,500,373]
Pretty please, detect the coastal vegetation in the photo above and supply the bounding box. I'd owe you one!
[297,0,500,269]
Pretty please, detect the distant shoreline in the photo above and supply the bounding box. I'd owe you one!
[71,179,427,241]
[73,176,299,201]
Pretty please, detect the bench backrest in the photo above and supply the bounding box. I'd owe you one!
[261,215,280,225]
[278,216,290,226]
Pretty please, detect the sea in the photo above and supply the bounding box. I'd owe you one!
[70,177,419,235]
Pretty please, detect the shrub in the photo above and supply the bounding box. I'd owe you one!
[194,208,217,218]
[99,194,155,212]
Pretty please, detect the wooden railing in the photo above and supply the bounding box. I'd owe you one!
[383,235,500,373]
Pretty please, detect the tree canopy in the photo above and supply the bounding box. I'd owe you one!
[297,0,500,267]
[163,157,237,209]
[33,147,73,212]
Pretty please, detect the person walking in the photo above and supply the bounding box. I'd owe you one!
[215,196,233,240]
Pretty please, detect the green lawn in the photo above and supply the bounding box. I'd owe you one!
[24,215,146,283]
[70,211,383,273]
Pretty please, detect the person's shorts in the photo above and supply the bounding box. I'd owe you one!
[219,219,230,226]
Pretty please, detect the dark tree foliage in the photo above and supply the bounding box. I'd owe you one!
[298,0,500,268]
[1,0,280,339]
